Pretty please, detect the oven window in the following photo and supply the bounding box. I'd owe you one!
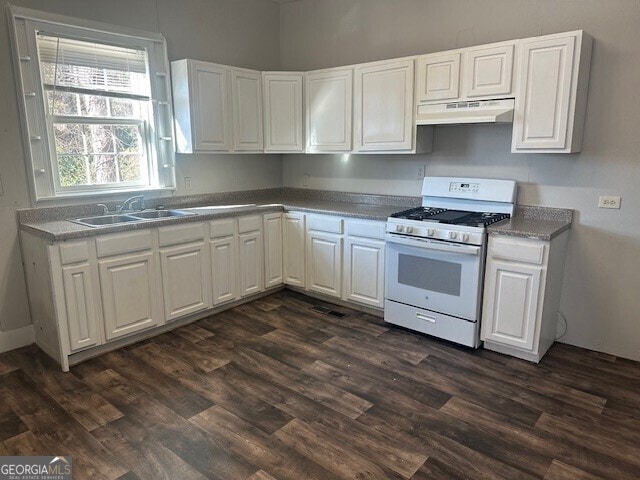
[398,254,462,296]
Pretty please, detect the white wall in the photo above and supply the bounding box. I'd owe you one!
[0,0,282,335]
[280,0,640,361]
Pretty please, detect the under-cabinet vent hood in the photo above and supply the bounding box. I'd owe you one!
[416,98,515,125]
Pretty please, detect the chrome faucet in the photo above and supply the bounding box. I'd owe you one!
[97,203,109,215]
[117,195,145,213]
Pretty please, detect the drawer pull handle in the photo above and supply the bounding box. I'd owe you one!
[416,313,436,323]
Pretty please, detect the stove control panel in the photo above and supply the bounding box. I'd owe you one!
[449,182,479,193]
[386,219,485,246]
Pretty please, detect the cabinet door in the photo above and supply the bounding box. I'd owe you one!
[354,60,414,152]
[283,213,305,287]
[482,260,543,351]
[211,235,239,305]
[160,242,211,321]
[62,263,101,351]
[416,53,461,102]
[465,43,515,98]
[263,213,283,288]
[343,237,384,308]
[263,72,304,152]
[306,231,342,298]
[239,231,264,297]
[305,69,353,152]
[512,35,575,150]
[99,251,162,341]
[231,68,264,151]
[190,62,231,152]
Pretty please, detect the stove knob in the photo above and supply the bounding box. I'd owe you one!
[448,231,457,240]
[396,225,405,233]
[426,228,435,236]
[461,233,469,242]
[406,226,414,234]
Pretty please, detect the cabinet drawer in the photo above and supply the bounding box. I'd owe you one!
[346,220,385,240]
[158,223,205,247]
[59,241,90,264]
[238,215,262,233]
[385,300,478,347]
[210,218,236,238]
[489,237,546,265]
[96,230,153,258]
[307,215,343,234]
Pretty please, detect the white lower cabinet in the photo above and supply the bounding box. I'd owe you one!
[263,213,284,288]
[283,212,306,287]
[61,262,101,352]
[160,241,211,321]
[238,216,264,297]
[306,216,343,298]
[482,260,542,351]
[210,218,239,305]
[481,232,569,362]
[343,236,385,308]
[99,250,163,341]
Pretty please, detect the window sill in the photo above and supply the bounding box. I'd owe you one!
[35,186,176,204]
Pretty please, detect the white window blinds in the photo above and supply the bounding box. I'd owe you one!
[37,34,151,99]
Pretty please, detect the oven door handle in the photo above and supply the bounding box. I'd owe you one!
[385,233,481,256]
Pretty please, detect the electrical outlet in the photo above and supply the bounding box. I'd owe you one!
[598,196,621,209]
[184,177,193,191]
[416,165,426,179]
[302,174,310,187]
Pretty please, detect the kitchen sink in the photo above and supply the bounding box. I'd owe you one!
[130,209,195,219]
[71,209,195,227]
[72,214,141,227]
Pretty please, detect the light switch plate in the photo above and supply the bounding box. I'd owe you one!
[598,196,621,209]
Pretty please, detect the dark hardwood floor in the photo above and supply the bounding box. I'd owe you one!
[1,290,640,479]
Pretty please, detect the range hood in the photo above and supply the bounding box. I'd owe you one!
[416,98,515,125]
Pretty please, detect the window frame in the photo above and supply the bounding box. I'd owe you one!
[8,6,176,203]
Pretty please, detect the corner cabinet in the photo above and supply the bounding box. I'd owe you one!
[238,215,265,297]
[262,72,304,152]
[512,31,593,153]
[481,232,569,362]
[171,59,263,153]
[305,68,353,153]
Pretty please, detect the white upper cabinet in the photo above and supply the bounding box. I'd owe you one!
[172,60,231,153]
[263,72,304,152]
[305,68,353,153]
[417,42,516,103]
[512,31,592,153]
[231,68,264,152]
[171,60,263,154]
[464,42,516,98]
[416,52,461,103]
[354,59,416,152]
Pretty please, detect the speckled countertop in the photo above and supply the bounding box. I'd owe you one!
[18,188,572,242]
[488,205,573,241]
[18,188,419,241]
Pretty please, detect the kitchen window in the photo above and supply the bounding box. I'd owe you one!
[10,7,176,202]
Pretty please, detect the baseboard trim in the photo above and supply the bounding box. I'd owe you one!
[0,325,35,353]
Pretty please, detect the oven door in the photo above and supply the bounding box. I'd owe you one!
[385,234,484,321]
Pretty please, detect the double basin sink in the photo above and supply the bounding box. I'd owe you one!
[72,209,195,227]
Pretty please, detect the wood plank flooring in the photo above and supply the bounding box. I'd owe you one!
[1,290,640,479]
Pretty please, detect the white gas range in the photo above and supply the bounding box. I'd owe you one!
[384,176,516,347]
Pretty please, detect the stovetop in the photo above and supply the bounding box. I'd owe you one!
[390,207,510,227]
